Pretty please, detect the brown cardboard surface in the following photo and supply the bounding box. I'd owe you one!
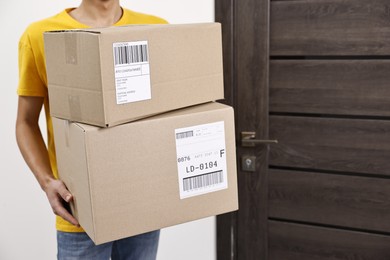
[45,23,224,127]
[52,102,238,244]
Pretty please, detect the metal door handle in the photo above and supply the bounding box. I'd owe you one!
[241,131,278,147]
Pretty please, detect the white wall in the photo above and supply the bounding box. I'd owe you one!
[0,1,215,259]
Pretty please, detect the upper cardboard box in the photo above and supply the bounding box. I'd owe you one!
[44,23,224,127]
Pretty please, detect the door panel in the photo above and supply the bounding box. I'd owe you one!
[268,0,390,251]
[271,0,390,55]
[269,221,390,260]
[269,169,390,232]
[269,116,390,175]
[270,60,390,116]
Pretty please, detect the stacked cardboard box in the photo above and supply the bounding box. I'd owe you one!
[44,23,238,245]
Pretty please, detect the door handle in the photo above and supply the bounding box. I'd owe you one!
[241,131,278,147]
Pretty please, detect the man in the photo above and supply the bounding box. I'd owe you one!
[15,0,167,259]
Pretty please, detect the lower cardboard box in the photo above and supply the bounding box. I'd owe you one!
[52,102,238,244]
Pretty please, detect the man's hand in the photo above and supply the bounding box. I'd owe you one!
[44,179,79,227]
[16,96,79,227]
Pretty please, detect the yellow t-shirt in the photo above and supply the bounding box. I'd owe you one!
[17,8,167,233]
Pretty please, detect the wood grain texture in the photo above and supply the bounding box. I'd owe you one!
[270,0,390,55]
[235,0,270,259]
[215,0,234,107]
[269,221,390,260]
[216,213,236,260]
[269,116,390,175]
[269,169,390,232]
[270,60,390,116]
[215,1,237,259]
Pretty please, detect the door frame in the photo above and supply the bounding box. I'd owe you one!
[216,0,271,259]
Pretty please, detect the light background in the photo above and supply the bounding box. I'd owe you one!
[0,1,216,259]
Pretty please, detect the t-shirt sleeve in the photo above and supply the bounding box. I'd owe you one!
[17,31,47,97]
[154,16,169,24]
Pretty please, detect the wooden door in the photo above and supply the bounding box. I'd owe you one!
[216,0,390,259]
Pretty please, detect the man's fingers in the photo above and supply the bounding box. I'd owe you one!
[52,202,79,227]
[56,182,73,203]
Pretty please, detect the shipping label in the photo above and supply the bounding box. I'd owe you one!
[175,121,228,199]
[113,41,151,104]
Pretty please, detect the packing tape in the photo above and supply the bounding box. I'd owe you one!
[64,120,70,148]
[65,33,78,65]
[68,95,82,122]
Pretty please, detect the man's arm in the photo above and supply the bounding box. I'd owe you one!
[16,96,79,227]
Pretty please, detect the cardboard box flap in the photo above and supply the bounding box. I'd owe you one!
[46,23,220,35]
[45,29,100,35]
[72,121,100,132]
[146,102,232,121]
[44,31,102,90]
[81,22,220,34]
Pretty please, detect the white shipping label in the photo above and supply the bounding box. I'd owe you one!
[175,121,228,199]
[113,41,151,105]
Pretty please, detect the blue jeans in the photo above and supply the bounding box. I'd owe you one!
[57,230,160,260]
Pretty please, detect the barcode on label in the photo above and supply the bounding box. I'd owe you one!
[113,44,148,65]
[176,131,194,140]
[183,170,224,192]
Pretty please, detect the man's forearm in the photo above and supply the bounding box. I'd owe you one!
[16,119,55,190]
